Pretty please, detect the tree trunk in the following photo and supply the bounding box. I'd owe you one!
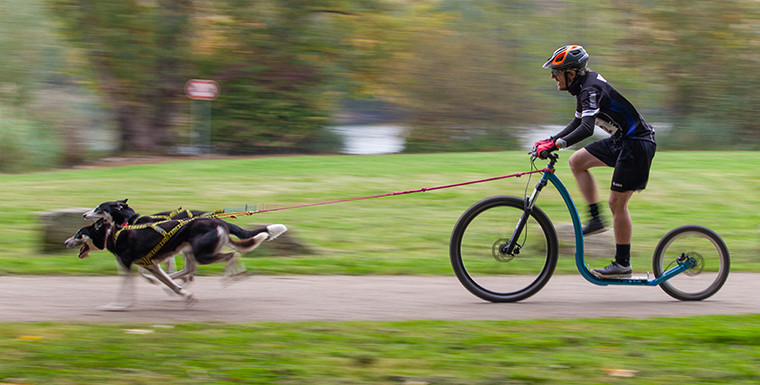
[116,103,162,154]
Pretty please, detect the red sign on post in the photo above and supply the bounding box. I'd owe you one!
[185,79,220,100]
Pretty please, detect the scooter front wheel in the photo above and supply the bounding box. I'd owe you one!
[450,196,559,302]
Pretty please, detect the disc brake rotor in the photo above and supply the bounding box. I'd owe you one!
[683,251,705,276]
[492,238,515,262]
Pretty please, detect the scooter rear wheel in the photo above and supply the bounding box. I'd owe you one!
[652,225,730,301]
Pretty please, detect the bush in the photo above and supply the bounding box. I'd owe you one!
[0,117,61,173]
[657,118,739,150]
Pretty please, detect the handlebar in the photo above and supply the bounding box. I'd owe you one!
[529,148,559,166]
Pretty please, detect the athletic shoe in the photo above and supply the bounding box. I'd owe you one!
[582,216,607,236]
[591,261,633,278]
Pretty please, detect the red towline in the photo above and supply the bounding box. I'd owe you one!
[216,168,551,218]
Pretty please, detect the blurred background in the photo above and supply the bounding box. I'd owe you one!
[2,0,759,172]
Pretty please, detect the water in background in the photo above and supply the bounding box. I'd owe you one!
[330,124,564,155]
[330,125,406,155]
[331,123,671,155]
[330,124,574,155]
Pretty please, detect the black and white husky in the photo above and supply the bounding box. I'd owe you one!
[82,199,211,283]
[83,199,207,228]
[67,210,286,310]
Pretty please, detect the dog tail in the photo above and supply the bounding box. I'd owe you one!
[226,223,287,253]
[228,232,269,253]
[226,222,287,240]
[225,222,266,239]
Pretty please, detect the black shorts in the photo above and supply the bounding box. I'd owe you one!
[585,137,656,192]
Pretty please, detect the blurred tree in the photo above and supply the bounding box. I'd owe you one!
[0,0,68,171]
[623,0,760,149]
[37,0,760,158]
[49,0,193,154]
[377,0,640,151]
[0,1,41,108]
[196,1,395,154]
[381,1,532,151]
[48,0,395,155]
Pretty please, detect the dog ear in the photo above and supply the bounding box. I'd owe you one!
[120,198,128,204]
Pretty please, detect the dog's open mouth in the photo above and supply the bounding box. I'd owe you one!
[78,244,91,259]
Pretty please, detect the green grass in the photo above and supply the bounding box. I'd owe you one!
[0,151,758,275]
[1,152,758,384]
[1,315,759,384]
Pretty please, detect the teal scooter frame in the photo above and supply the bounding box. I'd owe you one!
[450,152,730,302]
[545,156,693,287]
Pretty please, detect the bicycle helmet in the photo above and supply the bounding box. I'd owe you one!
[542,45,589,70]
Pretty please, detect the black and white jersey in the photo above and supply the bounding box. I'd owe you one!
[556,71,655,146]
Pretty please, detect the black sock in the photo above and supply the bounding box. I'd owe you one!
[615,244,631,267]
[588,203,600,219]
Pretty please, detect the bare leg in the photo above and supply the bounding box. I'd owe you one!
[568,148,607,205]
[609,190,634,245]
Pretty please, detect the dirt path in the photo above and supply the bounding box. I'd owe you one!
[0,273,757,323]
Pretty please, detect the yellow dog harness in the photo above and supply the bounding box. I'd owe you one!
[114,208,223,268]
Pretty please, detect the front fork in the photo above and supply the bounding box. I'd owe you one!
[501,175,549,255]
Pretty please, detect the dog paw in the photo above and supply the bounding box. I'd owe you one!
[222,271,252,287]
[97,302,133,312]
[266,224,287,240]
[184,293,197,308]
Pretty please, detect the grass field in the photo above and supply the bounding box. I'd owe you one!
[0,151,758,275]
[1,315,759,384]
[0,151,758,384]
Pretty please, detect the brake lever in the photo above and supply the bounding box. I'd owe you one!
[529,147,539,162]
